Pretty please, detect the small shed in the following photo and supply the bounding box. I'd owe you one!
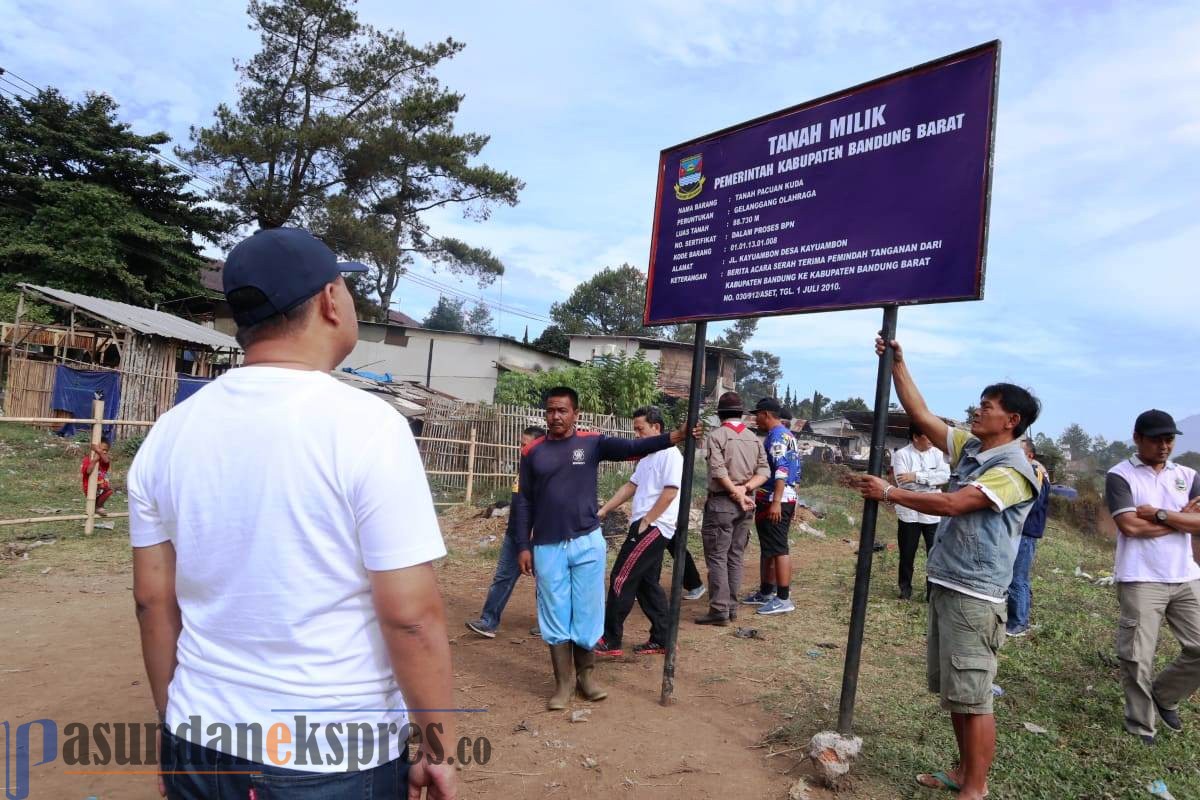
[2,283,242,434]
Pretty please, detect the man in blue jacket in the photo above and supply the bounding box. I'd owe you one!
[1006,439,1051,636]
[511,386,697,710]
[848,337,1041,800]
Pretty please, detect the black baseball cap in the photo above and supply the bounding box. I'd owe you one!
[755,397,783,415]
[1134,409,1182,437]
[223,227,368,326]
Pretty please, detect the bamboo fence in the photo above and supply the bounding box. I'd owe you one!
[0,399,639,526]
[418,399,637,501]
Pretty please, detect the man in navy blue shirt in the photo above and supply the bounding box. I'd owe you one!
[511,386,697,710]
[1005,439,1051,636]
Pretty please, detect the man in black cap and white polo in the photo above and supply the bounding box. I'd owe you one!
[128,228,456,798]
[1105,409,1200,745]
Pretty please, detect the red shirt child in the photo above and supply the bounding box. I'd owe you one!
[81,441,114,512]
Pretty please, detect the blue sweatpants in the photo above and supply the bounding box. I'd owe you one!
[534,529,606,648]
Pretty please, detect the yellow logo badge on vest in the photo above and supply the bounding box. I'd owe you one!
[674,154,704,201]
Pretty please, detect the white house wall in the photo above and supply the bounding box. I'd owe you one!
[341,325,575,403]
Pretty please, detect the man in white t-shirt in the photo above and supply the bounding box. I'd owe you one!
[1104,409,1200,745]
[129,228,455,799]
[594,406,684,657]
[890,424,951,600]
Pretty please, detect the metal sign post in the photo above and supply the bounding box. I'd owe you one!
[836,305,898,733]
[660,321,707,705]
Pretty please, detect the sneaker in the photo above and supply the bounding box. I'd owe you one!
[1140,734,1156,746]
[529,626,542,638]
[683,585,706,601]
[594,638,624,657]
[464,619,496,639]
[633,641,666,655]
[1006,626,1028,638]
[741,590,775,606]
[757,597,796,616]
[1154,694,1183,732]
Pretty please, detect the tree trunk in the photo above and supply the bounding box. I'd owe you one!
[377,286,394,323]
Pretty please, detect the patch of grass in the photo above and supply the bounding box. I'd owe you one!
[0,424,131,578]
[765,483,1200,799]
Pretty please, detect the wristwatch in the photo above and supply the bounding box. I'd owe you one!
[1156,509,1169,524]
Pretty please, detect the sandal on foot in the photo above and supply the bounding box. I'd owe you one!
[916,771,961,791]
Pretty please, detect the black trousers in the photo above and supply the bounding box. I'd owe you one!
[604,519,670,649]
[897,520,937,596]
[677,548,703,592]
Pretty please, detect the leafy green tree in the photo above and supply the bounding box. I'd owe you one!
[735,349,782,404]
[668,322,696,343]
[494,353,659,417]
[181,0,521,317]
[1091,436,1134,470]
[550,264,650,335]
[593,353,660,417]
[422,295,466,331]
[711,318,757,350]
[0,89,231,304]
[463,301,494,336]
[1033,432,1066,481]
[531,324,570,355]
[1175,451,1200,471]
[664,318,756,350]
[1058,423,1092,461]
[0,292,53,324]
[964,404,979,423]
[828,397,869,414]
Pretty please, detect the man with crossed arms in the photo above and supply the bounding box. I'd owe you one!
[1105,409,1200,745]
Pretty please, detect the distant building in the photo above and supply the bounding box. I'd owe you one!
[567,334,744,401]
[387,309,422,327]
[342,322,578,404]
[804,410,925,463]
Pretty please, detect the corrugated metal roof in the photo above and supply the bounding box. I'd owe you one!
[19,284,240,350]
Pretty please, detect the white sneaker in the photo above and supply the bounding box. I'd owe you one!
[757,597,796,616]
[683,585,706,601]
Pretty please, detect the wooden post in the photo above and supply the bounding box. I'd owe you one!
[83,396,105,535]
[465,427,477,506]
[11,293,23,350]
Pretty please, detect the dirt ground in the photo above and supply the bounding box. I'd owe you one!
[0,508,893,800]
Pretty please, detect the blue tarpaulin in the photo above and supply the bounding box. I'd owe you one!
[50,366,122,438]
[341,367,395,383]
[175,373,213,405]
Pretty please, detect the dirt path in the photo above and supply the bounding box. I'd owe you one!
[0,518,889,799]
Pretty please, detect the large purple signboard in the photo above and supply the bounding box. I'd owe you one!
[644,42,999,325]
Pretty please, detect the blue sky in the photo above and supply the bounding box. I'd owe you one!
[2,0,1198,441]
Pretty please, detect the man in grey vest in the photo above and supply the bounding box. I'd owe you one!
[848,337,1041,800]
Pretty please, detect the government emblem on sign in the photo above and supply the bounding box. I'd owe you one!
[674,154,705,201]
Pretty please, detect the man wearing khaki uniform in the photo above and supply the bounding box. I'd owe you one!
[1105,409,1200,745]
[695,392,769,626]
